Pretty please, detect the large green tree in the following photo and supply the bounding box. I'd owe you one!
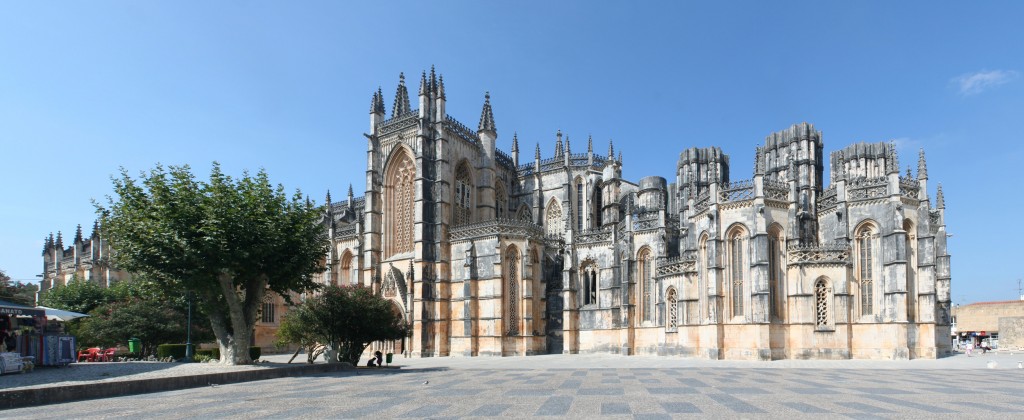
[0,269,38,306]
[277,285,409,365]
[98,163,328,364]
[40,277,111,314]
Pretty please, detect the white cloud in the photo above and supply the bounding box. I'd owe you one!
[953,70,1019,96]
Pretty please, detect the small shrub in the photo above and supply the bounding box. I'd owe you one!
[191,347,261,361]
[155,344,195,360]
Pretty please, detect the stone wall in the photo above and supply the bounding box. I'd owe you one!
[997,316,1024,350]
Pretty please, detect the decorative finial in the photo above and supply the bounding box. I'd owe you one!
[56,231,63,248]
[325,190,332,205]
[608,140,614,159]
[477,92,496,133]
[555,130,563,157]
[419,71,428,95]
[511,132,519,152]
[936,183,945,209]
[438,74,445,99]
[535,143,541,161]
[348,183,354,198]
[587,135,593,154]
[918,148,928,179]
[74,224,83,243]
[392,73,411,118]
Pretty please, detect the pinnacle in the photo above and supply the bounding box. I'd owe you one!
[587,135,593,153]
[392,73,411,118]
[535,143,541,160]
[478,91,496,133]
[511,132,519,152]
[608,140,614,159]
[936,183,945,208]
[918,148,928,179]
[438,74,445,99]
[326,190,332,204]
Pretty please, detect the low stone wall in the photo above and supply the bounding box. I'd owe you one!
[0,362,354,410]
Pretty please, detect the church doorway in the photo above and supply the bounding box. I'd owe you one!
[371,300,406,357]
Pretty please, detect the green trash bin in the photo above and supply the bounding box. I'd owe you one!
[128,338,141,354]
[385,353,393,365]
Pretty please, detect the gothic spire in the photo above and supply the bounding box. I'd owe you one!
[369,90,378,114]
[419,71,428,95]
[555,130,563,157]
[55,231,63,249]
[348,184,355,208]
[392,72,411,118]
[608,140,614,160]
[511,132,519,152]
[565,136,571,156]
[477,92,496,133]
[429,65,437,94]
[535,143,541,161]
[918,148,928,179]
[587,135,593,154]
[91,220,100,238]
[325,190,332,205]
[74,224,83,243]
[438,74,445,100]
[936,183,945,208]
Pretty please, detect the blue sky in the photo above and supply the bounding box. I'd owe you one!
[2,2,1022,304]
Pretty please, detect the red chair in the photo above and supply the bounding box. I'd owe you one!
[99,348,118,362]
[77,347,101,362]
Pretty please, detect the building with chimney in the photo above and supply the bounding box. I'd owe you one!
[322,68,954,360]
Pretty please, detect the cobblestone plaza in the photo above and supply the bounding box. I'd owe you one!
[4,353,1022,418]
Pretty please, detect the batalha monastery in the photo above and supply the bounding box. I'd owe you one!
[43,68,954,360]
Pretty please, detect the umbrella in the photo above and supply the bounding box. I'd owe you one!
[36,306,90,321]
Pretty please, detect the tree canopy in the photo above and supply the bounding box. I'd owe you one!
[0,269,38,306]
[97,163,328,364]
[277,286,409,365]
[40,277,111,314]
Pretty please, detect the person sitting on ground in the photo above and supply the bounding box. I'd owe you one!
[366,357,376,367]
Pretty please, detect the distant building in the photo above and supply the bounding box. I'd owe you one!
[41,222,130,291]
[952,300,1024,349]
[319,69,954,360]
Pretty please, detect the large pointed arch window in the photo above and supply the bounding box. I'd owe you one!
[545,200,562,236]
[505,246,520,336]
[815,277,832,329]
[855,222,877,317]
[454,161,473,226]
[638,248,654,323]
[592,181,603,228]
[340,250,353,286]
[575,177,584,231]
[581,261,598,306]
[385,149,415,257]
[768,225,785,320]
[727,226,747,318]
[495,182,507,220]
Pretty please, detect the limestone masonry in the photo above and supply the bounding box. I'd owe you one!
[324,68,953,360]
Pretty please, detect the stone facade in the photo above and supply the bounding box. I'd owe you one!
[952,300,1024,349]
[321,69,954,360]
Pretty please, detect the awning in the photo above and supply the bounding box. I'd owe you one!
[36,306,90,321]
[0,299,46,317]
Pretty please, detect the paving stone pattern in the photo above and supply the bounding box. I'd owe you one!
[4,365,1023,418]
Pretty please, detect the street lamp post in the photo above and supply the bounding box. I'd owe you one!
[185,290,193,360]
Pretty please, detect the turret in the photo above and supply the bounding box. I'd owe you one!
[477,91,497,160]
[435,74,446,121]
[369,87,385,133]
[511,132,519,167]
[917,148,929,201]
[587,135,593,166]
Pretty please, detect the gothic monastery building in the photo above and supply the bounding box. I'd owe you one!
[323,68,954,360]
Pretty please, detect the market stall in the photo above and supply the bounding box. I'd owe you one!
[0,299,77,370]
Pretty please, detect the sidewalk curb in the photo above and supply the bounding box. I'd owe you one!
[0,362,355,410]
